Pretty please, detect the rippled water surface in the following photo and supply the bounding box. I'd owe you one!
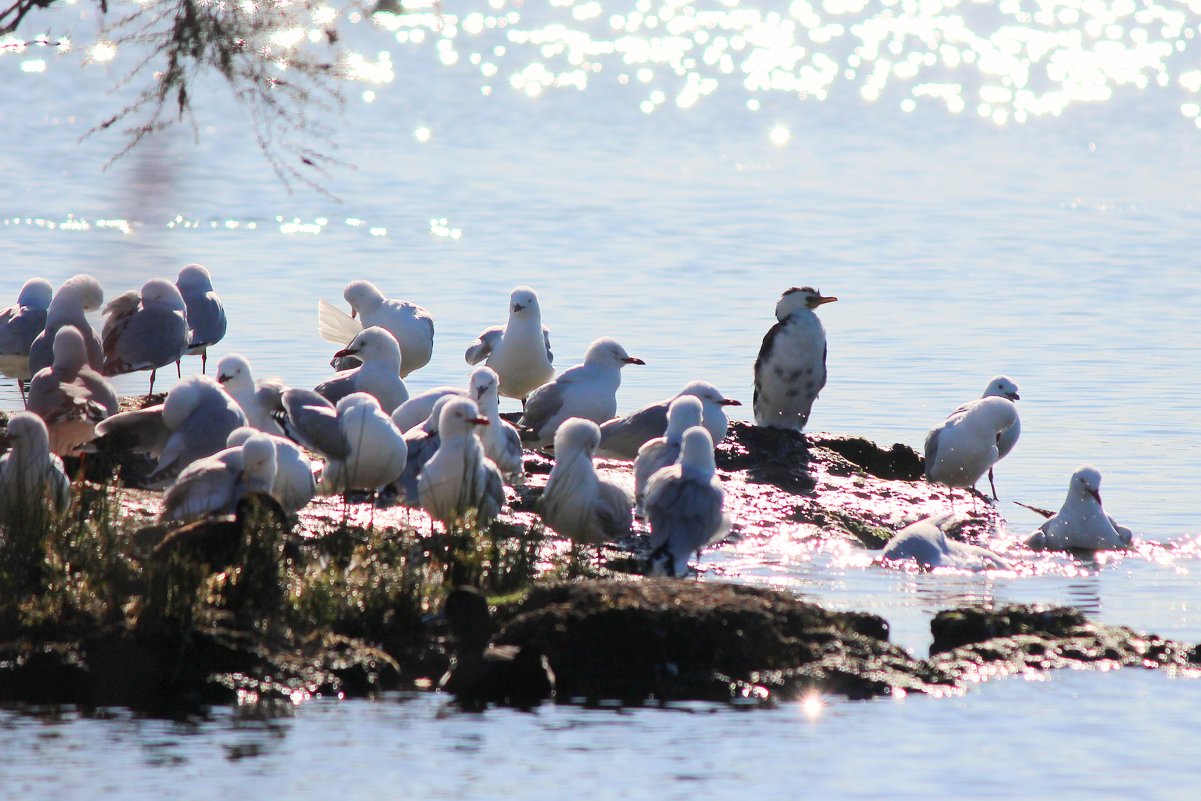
[2,1,1201,797]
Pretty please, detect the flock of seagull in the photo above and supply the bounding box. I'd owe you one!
[0,269,1133,576]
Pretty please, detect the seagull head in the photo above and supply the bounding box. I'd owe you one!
[17,278,53,310]
[983,375,1021,402]
[140,278,187,312]
[439,397,490,437]
[56,274,105,314]
[335,326,401,368]
[176,263,215,292]
[775,286,837,320]
[50,326,89,371]
[469,366,500,405]
[509,286,540,316]
[681,380,741,408]
[584,337,644,368]
[215,353,252,387]
[3,412,51,457]
[665,395,705,441]
[343,280,386,318]
[1071,466,1104,505]
[679,426,717,476]
[553,417,602,459]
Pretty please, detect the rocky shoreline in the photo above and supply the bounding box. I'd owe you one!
[0,413,1196,713]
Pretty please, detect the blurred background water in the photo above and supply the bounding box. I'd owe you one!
[2,1,1200,797]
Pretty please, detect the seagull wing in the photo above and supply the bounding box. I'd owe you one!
[465,326,503,365]
[317,299,363,346]
[597,400,669,459]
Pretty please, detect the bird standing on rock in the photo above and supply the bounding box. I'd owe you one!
[314,326,409,414]
[753,286,837,431]
[27,326,119,455]
[465,286,554,404]
[175,264,227,376]
[538,418,632,554]
[923,395,1019,500]
[101,278,191,395]
[974,375,1021,499]
[319,279,435,378]
[645,426,727,578]
[417,397,504,530]
[28,274,105,376]
[633,394,704,514]
[596,380,741,459]
[0,278,53,404]
[0,412,71,527]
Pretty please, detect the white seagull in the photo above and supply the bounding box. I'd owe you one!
[645,426,727,578]
[318,279,434,377]
[1026,466,1134,552]
[467,366,524,477]
[753,286,837,431]
[274,388,351,462]
[28,274,105,376]
[315,326,409,414]
[101,278,191,395]
[93,374,247,484]
[518,337,644,448]
[394,394,454,505]
[160,432,278,523]
[971,375,1022,499]
[0,412,71,526]
[390,384,467,434]
[175,263,227,375]
[226,427,316,514]
[880,512,1011,570]
[464,286,554,403]
[417,397,504,530]
[26,326,119,455]
[596,380,741,460]
[538,418,632,551]
[317,393,408,496]
[923,395,1019,498]
[633,395,704,514]
[215,353,287,436]
[0,278,53,403]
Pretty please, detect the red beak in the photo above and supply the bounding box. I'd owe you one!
[719,398,742,406]
[350,309,357,319]
[624,357,646,365]
[333,347,356,358]
[470,417,490,426]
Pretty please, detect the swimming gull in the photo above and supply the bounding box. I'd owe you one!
[464,286,554,403]
[315,326,409,414]
[538,418,632,551]
[160,432,278,523]
[596,380,740,460]
[0,278,53,403]
[318,279,434,377]
[26,326,119,455]
[1025,466,1134,552]
[923,395,1019,498]
[518,337,644,448]
[880,512,1011,570]
[394,394,453,505]
[93,374,247,485]
[215,353,287,436]
[645,426,727,578]
[175,263,227,375]
[0,412,71,527]
[317,392,408,495]
[632,395,704,514]
[227,426,316,515]
[753,286,837,431]
[417,397,504,530]
[28,274,105,376]
[101,278,191,395]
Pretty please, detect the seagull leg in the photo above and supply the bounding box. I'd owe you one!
[148,369,156,396]
[202,351,208,374]
[18,379,27,408]
[176,359,181,379]
[988,467,999,501]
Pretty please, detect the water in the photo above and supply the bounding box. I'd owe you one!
[2,1,1201,796]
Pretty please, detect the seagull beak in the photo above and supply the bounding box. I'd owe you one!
[350,309,357,319]
[624,356,646,365]
[1089,489,1102,504]
[333,346,358,358]
[1009,392,1021,401]
[216,373,232,384]
[815,295,839,305]
[512,303,525,313]
[470,417,490,426]
[718,398,742,406]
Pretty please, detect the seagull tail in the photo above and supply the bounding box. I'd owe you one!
[317,299,362,346]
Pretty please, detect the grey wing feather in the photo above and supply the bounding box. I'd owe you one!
[395,431,438,505]
[185,292,227,350]
[281,389,350,459]
[479,462,505,525]
[598,401,669,459]
[465,326,503,364]
[149,397,246,481]
[922,426,942,479]
[92,406,169,455]
[518,379,566,436]
[100,292,141,352]
[313,370,358,406]
[161,458,238,521]
[595,479,633,539]
[0,305,47,354]
[542,326,553,364]
[646,473,723,554]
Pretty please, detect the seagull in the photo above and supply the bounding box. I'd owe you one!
[518,337,644,448]
[28,274,105,376]
[318,279,434,377]
[753,286,837,431]
[317,393,408,496]
[26,326,119,455]
[923,395,1019,499]
[596,380,741,460]
[0,412,71,527]
[1026,466,1134,552]
[390,384,467,434]
[175,263,227,376]
[160,432,278,523]
[464,286,554,404]
[226,427,316,515]
[538,417,632,552]
[92,374,247,485]
[633,395,704,513]
[880,512,1011,570]
[314,326,409,413]
[417,397,504,530]
[273,388,351,462]
[645,426,727,578]
[469,366,525,477]
[0,278,53,403]
[215,353,287,436]
[101,278,191,395]
[394,394,453,505]
[971,375,1022,499]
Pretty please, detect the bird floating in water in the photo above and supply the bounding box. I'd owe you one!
[1025,466,1133,552]
[880,512,1011,570]
[753,286,837,431]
